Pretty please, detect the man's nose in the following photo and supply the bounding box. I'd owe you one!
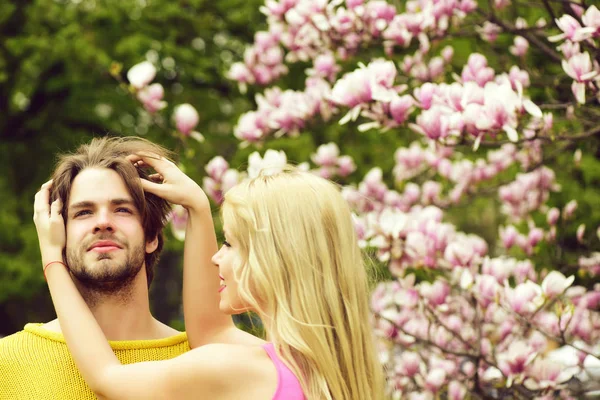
[93,209,115,233]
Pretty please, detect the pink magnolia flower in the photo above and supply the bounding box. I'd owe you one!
[228,62,255,85]
[441,46,454,63]
[582,5,600,37]
[312,143,339,167]
[514,260,536,284]
[558,41,581,59]
[337,155,356,176]
[222,170,240,194]
[247,149,287,178]
[527,227,544,248]
[564,200,578,219]
[461,53,495,87]
[541,271,575,298]
[421,180,442,204]
[448,380,466,400]
[525,358,565,390]
[578,253,600,277]
[476,274,500,307]
[311,53,340,82]
[410,107,450,140]
[234,111,269,143]
[494,0,510,10]
[173,104,200,136]
[413,82,436,110]
[330,67,372,109]
[500,225,519,248]
[399,352,421,377]
[577,223,586,243]
[169,205,188,241]
[419,280,450,306]
[127,61,156,89]
[476,21,502,42]
[562,52,598,83]
[510,36,529,57]
[508,66,530,90]
[389,94,415,124]
[424,368,446,393]
[499,341,537,376]
[444,240,476,268]
[505,281,543,314]
[550,14,594,42]
[205,156,229,180]
[482,257,515,283]
[547,207,560,225]
[202,176,221,204]
[136,83,166,113]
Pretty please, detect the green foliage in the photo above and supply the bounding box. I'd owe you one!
[2,0,600,338]
[0,0,264,335]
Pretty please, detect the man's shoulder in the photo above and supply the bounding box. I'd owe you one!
[0,324,53,359]
[0,328,29,347]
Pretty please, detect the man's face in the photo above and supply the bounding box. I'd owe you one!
[65,167,157,292]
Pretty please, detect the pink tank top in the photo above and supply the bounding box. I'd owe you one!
[262,343,306,400]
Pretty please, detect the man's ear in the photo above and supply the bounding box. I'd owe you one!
[145,235,159,254]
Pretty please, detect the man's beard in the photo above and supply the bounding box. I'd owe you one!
[66,236,146,295]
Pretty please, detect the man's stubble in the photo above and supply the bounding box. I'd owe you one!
[66,235,146,307]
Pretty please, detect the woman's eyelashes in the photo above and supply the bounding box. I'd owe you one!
[223,240,231,248]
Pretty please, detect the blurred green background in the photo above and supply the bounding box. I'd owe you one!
[1,0,599,336]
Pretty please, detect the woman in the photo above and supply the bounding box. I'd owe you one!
[34,153,385,400]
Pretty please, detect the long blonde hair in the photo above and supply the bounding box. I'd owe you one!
[222,167,385,400]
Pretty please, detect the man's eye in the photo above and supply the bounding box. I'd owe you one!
[116,207,132,214]
[74,210,91,218]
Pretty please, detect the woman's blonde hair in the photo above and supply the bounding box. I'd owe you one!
[222,167,385,400]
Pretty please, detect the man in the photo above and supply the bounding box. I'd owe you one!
[0,137,190,399]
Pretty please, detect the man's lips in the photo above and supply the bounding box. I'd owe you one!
[88,240,122,253]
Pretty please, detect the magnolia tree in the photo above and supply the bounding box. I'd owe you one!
[123,0,600,398]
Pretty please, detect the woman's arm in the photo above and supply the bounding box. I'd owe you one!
[127,153,245,348]
[33,180,239,400]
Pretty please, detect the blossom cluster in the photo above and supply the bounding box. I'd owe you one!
[550,6,600,104]
[234,77,333,143]
[126,61,203,141]
[159,1,600,398]
[228,0,478,88]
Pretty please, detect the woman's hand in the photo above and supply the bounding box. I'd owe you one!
[127,152,210,213]
[33,180,66,265]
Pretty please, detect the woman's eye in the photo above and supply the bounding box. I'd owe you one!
[223,240,231,248]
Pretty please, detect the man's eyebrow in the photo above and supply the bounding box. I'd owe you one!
[111,198,135,206]
[69,199,136,210]
[69,201,95,211]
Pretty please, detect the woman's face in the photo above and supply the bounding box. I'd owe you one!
[211,225,251,314]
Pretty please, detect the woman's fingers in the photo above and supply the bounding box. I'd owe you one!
[127,152,176,175]
[138,177,168,197]
[50,198,62,219]
[148,173,164,182]
[34,180,53,216]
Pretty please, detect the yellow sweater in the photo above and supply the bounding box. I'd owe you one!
[0,323,190,400]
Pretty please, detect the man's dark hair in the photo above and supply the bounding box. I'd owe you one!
[50,136,173,287]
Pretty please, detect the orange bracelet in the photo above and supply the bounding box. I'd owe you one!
[43,261,67,280]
